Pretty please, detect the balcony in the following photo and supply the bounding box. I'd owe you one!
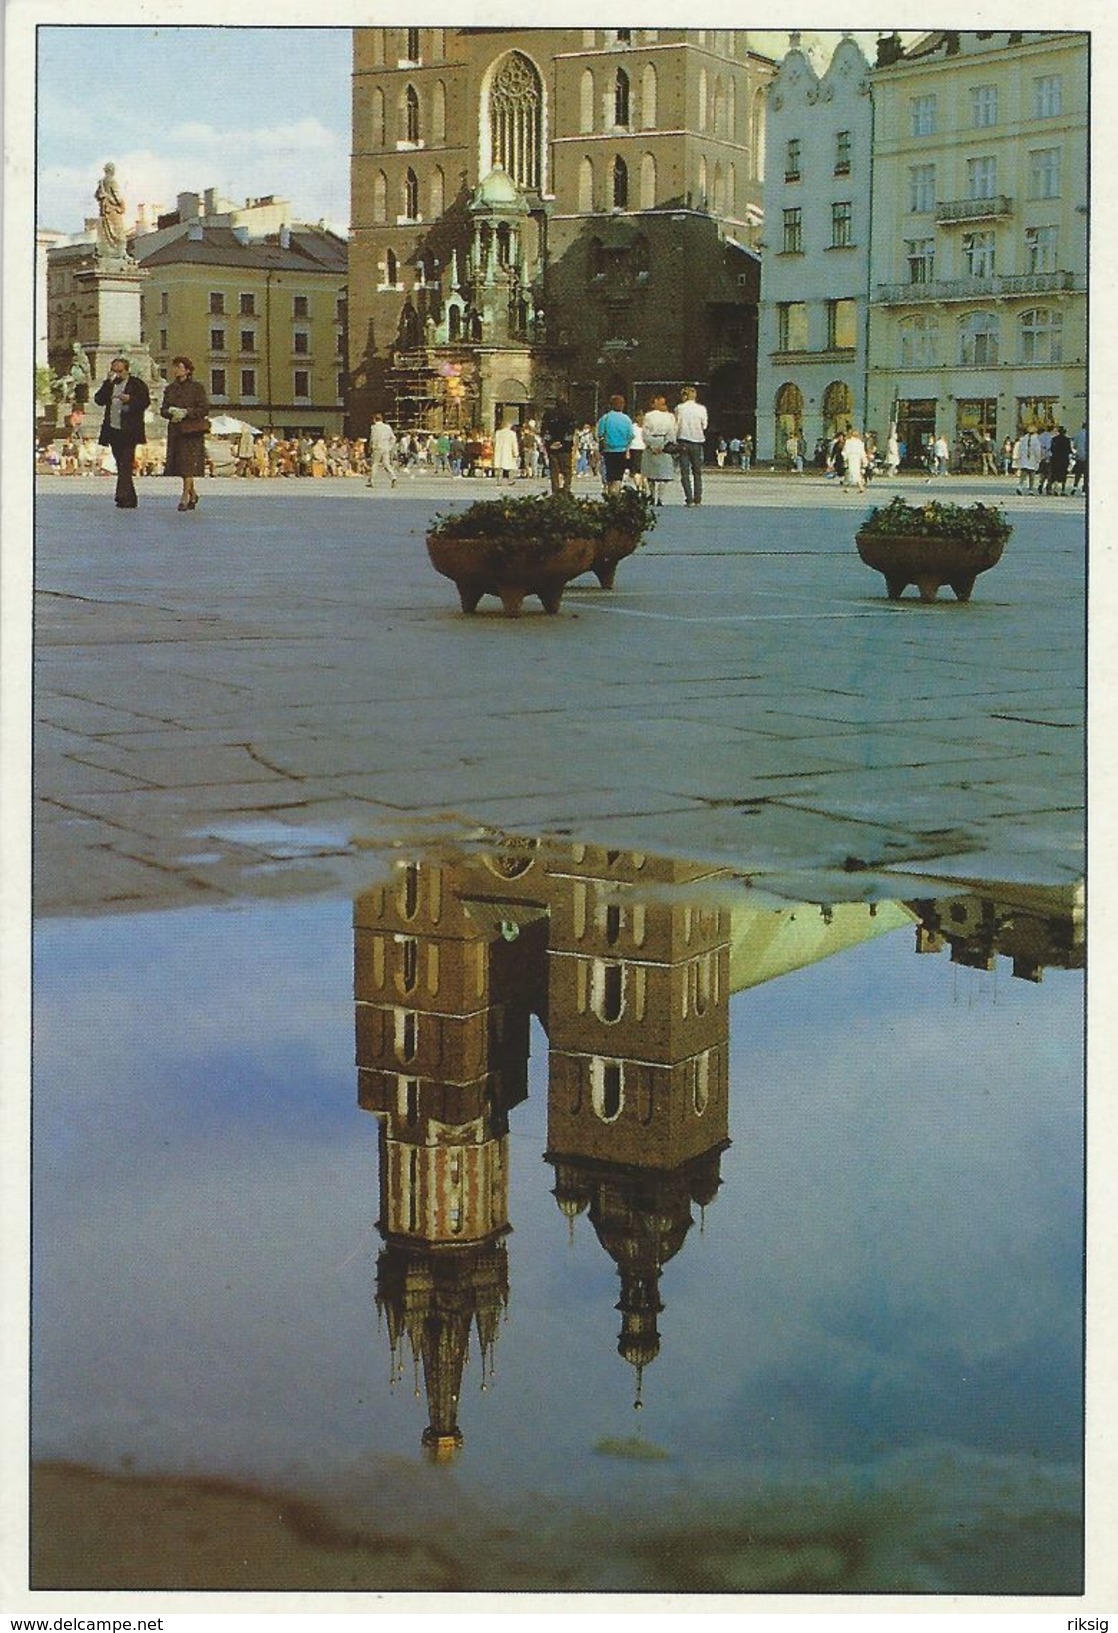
[936,194,1013,223]
[875,270,1082,305]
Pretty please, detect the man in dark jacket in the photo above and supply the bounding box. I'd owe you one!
[540,399,577,493]
[94,356,150,508]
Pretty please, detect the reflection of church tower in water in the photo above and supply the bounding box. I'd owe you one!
[543,846,732,1404]
[354,853,547,1456]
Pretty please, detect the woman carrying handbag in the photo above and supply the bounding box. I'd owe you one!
[161,355,210,510]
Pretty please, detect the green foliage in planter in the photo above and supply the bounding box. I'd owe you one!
[858,495,1012,548]
[428,487,657,552]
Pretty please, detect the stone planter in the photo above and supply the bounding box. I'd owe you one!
[427,533,597,616]
[855,531,1008,602]
[591,527,640,590]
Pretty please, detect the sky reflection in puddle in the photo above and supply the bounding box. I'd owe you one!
[31,838,1085,1594]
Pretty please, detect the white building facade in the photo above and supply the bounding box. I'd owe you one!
[755,33,874,465]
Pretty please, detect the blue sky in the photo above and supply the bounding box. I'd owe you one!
[37,26,353,235]
[35,26,897,239]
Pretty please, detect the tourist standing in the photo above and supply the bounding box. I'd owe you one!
[1071,423,1088,496]
[94,356,150,510]
[493,418,520,483]
[540,400,577,492]
[1016,426,1043,493]
[841,428,868,493]
[640,395,676,507]
[1047,426,1073,495]
[884,424,900,478]
[674,385,708,506]
[160,355,209,511]
[366,413,398,488]
[596,394,635,493]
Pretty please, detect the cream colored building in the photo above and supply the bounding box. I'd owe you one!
[866,30,1087,462]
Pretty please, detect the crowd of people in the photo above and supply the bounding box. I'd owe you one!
[40,374,1087,509]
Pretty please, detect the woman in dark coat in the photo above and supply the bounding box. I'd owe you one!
[160,355,209,510]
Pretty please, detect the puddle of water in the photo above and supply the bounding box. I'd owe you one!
[30,839,1084,1594]
[196,819,356,858]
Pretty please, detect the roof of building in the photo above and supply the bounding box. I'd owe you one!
[136,224,347,274]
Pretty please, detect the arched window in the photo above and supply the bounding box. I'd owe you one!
[384,247,397,287]
[403,167,419,219]
[615,67,630,127]
[613,154,629,209]
[697,155,708,207]
[959,310,999,366]
[591,1058,624,1122]
[430,165,445,218]
[823,380,854,435]
[579,68,594,133]
[371,86,385,147]
[579,155,594,212]
[775,381,804,427]
[640,151,656,210]
[431,80,446,145]
[727,77,737,140]
[712,161,725,215]
[373,169,388,222]
[727,160,737,217]
[1020,306,1063,364]
[899,313,938,367]
[641,63,657,129]
[402,83,420,144]
[488,51,542,190]
[405,28,420,63]
[698,67,709,132]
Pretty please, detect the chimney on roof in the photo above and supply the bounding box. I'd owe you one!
[177,191,201,220]
[279,225,291,249]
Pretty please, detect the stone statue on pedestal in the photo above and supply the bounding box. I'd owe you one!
[95,162,129,260]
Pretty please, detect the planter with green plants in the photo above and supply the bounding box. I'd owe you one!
[855,496,1012,602]
[426,488,656,615]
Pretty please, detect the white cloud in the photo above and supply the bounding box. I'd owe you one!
[168,117,337,153]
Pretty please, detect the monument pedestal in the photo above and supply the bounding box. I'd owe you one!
[73,256,157,390]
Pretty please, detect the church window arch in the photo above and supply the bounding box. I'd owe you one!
[712,161,725,216]
[430,165,445,218]
[370,86,385,147]
[403,167,419,220]
[431,80,446,145]
[591,1058,625,1122]
[579,155,594,212]
[697,155,708,208]
[401,82,420,144]
[614,67,630,127]
[373,169,388,222]
[613,154,629,209]
[697,67,709,132]
[591,959,626,1023]
[727,160,737,217]
[579,68,595,133]
[713,76,726,135]
[727,77,737,140]
[484,50,543,191]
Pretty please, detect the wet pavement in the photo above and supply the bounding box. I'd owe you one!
[26,470,1088,1598]
[32,470,1085,917]
[31,838,1084,1594]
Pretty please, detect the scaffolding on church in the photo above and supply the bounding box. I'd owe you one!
[389,350,440,434]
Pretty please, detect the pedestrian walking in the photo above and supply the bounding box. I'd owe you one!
[1001,436,1014,476]
[160,355,209,511]
[741,434,753,473]
[366,413,398,488]
[540,399,577,493]
[627,415,647,490]
[674,385,708,505]
[641,395,677,506]
[93,355,150,509]
[596,394,635,493]
[884,424,900,477]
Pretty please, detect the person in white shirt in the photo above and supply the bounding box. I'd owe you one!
[673,385,708,506]
[841,430,868,493]
[366,414,398,489]
[1016,427,1043,494]
[641,395,677,506]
